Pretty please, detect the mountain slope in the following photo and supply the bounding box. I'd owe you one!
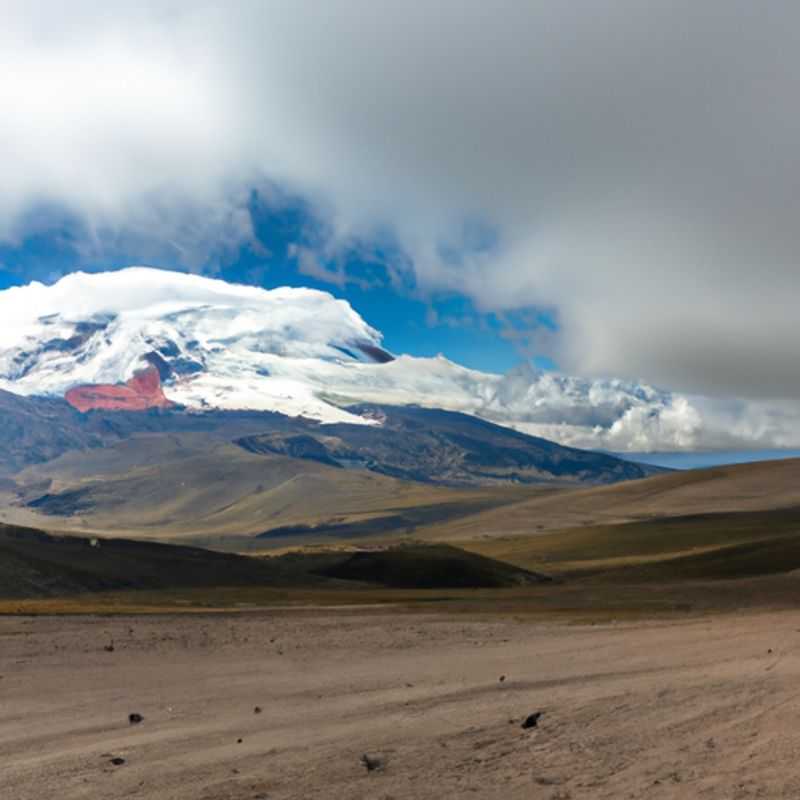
[4,429,533,542]
[0,389,104,475]
[0,388,659,485]
[0,393,660,543]
[239,403,659,485]
[0,388,328,475]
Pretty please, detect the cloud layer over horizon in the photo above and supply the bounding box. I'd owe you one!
[4,1,800,444]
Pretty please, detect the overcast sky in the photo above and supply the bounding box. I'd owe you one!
[3,1,800,446]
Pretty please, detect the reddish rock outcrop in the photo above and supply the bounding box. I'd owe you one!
[65,366,173,413]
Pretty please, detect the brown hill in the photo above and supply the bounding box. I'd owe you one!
[422,458,800,541]
[0,523,548,599]
[4,433,529,546]
[0,389,660,545]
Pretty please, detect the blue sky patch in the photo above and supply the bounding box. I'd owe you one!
[0,191,556,375]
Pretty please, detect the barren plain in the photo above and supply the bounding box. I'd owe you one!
[4,607,800,799]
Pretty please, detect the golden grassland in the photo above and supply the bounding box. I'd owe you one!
[5,507,800,619]
[4,434,541,542]
[4,567,800,622]
[6,459,800,620]
[421,458,800,541]
[457,508,800,579]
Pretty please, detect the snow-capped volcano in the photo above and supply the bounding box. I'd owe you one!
[0,268,393,423]
[0,267,701,447]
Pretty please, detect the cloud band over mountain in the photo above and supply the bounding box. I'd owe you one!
[3,2,800,439]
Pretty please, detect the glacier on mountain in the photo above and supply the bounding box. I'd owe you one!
[0,267,702,449]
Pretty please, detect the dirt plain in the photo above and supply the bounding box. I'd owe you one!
[3,607,800,799]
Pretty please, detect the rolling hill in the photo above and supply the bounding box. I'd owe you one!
[3,431,534,545]
[0,389,662,544]
[421,457,800,541]
[8,457,800,613]
[0,523,548,599]
[439,459,800,588]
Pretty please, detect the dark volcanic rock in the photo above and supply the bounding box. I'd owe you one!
[361,753,384,772]
[521,711,543,729]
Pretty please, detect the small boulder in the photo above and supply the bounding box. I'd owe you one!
[521,711,543,730]
[128,713,144,725]
[361,753,384,772]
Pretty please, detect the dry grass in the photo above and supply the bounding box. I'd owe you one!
[421,458,800,541]
[4,565,800,622]
[4,433,534,542]
[7,460,800,620]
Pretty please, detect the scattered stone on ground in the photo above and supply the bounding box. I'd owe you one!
[521,712,543,729]
[5,610,800,800]
[361,753,384,772]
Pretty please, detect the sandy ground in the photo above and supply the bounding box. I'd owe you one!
[3,609,800,799]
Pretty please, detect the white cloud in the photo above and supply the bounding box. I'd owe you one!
[4,1,800,439]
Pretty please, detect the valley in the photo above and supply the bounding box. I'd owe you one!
[3,433,800,619]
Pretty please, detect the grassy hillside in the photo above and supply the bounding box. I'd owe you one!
[4,433,531,543]
[313,544,550,588]
[0,390,668,546]
[0,523,549,600]
[0,522,289,598]
[8,436,800,615]
[423,458,800,541]
[460,507,800,581]
[6,516,800,619]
